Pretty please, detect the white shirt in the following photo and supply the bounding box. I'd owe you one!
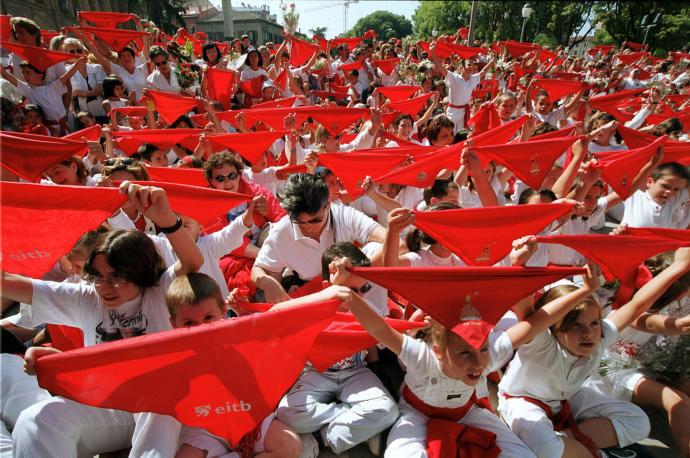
[244,167,280,199]
[147,67,181,94]
[400,333,513,408]
[29,266,177,347]
[445,71,480,108]
[375,186,424,228]
[621,188,690,228]
[69,63,107,116]
[111,62,149,100]
[548,197,607,266]
[255,204,379,280]
[16,78,67,121]
[403,248,466,267]
[499,318,618,409]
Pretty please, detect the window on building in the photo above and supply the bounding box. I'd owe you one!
[59,0,69,11]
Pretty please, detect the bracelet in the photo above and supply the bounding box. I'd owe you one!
[158,216,182,234]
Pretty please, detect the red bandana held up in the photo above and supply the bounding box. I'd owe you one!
[41,30,59,44]
[340,61,363,73]
[412,203,575,266]
[112,129,202,154]
[351,266,584,348]
[251,95,298,109]
[623,41,645,51]
[206,68,236,110]
[670,52,690,63]
[77,11,134,28]
[535,234,689,307]
[381,131,420,146]
[377,85,419,102]
[387,92,434,117]
[474,136,581,190]
[616,125,686,150]
[0,131,89,181]
[594,45,615,55]
[107,106,148,117]
[312,90,349,101]
[593,135,666,200]
[375,143,464,188]
[528,124,577,141]
[332,36,363,50]
[127,181,251,226]
[35,301,340,447]
[75,26,146,53]
[626,227,690,242]
[551,71,582,81]
[589,89,643,114]
[647,111,690,133]
[372,58,401,75]
[614,53,647,66]
[467,103,500,135]
[240,75,264,100]
[242,107,310,130]
[0,15,11,41]
[146,166,209,188]
[1,183,127,278]
[272,68,288,92]
[63,124,102,142]
[289,36,320,66]
[0,41,73,72]
[505,41,540,58]
[532,78,590,101]
[207,131,290,163]
[302,107,370,136]
[144,90,201,125]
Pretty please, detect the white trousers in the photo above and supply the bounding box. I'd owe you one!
[385,397,536,458]
[498,386,650,458]
[276,365,398,454]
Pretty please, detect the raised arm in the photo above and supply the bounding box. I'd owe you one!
[383,208,415,267]
[428,41,448,78]
[80,32,113,73]
[551,133,587,198]
[0,271,34,305]
[630,312,690,336]
[60,57,86,86]
[464,148,499,207]
[605,145,664,209]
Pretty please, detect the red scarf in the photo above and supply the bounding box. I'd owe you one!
[252,96,298,109]
[533,78,591,102]
[589,89,643,114]
[146,166,208,187]
[107,106,148,117]
[0,15,11,41]
[505,40,540,58]
[340,61,363,73]
[76,11,134,28]
[670,52,690,64]
[467,103,500,135]
[243,107,310,130]
[64,124,102,141]
[0,131,88,181]
[35,301,340,447]
[623,41,645,51]
[240,75,264,100]
[0,41,72,72]
[614,53,646,65]
[207,130,289,163]
[351,266,584,348]
[551,71,582,81]
[412,203,575,266]
[273,68,288,92]
[372,58,401,76]
[75,26,146,53]
[302,107,369,135]
[112,128,203,154]
[1,184,126,277]
[374,143,464,189]
[289,37,320,66]
[144,90,201,125]
[381,131,419,146]
[387,92,434,116]
[206,67,236,110]
[312,90,348,101]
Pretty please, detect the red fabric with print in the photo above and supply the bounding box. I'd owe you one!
[207,131,289,163]
[1,183,126,277]
[351,266,584,348]
[375,143,464,188]
[0,131,89,181]
[533,78,590,101]
[144,90,201,125]
[290,36,320,66]
[535,234,689,307]
[206,67,236,110]
[372,58,401,75]
[35,301,339,447]
[77,11,134,28]
[387,92,434,117]
[474,136,581,190]
[75,27,146,53]
[0,41,73,72]
[413,203,575,266]
[593,135,666,200]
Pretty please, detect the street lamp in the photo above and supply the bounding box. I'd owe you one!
[520,3,534,43]
[641,13,660,45]
[432,27,438,38]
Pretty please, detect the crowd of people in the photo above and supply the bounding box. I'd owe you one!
[1,10,690,458]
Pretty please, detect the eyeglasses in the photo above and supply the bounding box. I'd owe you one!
[105,158,134,166]
[213,172,239,182]
[350,283,372,294]
[90,273,129,288]
[154,60,168,67]
[68,49,85,54]
[291,206,327,225]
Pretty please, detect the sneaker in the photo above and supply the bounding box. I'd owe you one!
[605,448,637,458]
[366,433,382,456]
[299,433,319,458]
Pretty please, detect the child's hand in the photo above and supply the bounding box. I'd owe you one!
[582,262,603,292]
[304,150,319,175]
[673,247,690,271]
[360,176,376,196]
[119,181,173,225]
[387,208,415,235]
[651,145,664,167]
[329,257,353,286]
[674,314,690,334]
[509,235,537,266]
[283,112,298,130]
[321,284,354,306]
[24,346,62,376]
[407,308,431,335]
[248,194,267,223]
[226,287,252,316]
[610,223,629,236]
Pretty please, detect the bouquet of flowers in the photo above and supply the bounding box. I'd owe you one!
[311,59,329,75]
[280,1,299,35]
[175,62,200,89]
[143,20,157,34]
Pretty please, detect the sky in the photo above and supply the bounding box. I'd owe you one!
[208,0,422,39]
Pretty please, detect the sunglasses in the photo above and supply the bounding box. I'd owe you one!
[154,60,168,67]
[350,283,372,294]
[213,172,239,182]
[68,49,85,54]
[105,158,134,166]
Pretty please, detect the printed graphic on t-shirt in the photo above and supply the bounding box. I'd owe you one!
[95,309,148,343]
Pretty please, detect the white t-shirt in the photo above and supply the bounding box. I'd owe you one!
[403,248,466,267]
[69,63,107,116]
[255,204,379,280]
[29,266,177,347]
[621,188,690,228]
[244,167,280,197]
[111,62,149,100]
[400,333,513,408]
[375,186,424,228]
[16,79,67,121]
[499,318,618,409]
[147,67,181,94]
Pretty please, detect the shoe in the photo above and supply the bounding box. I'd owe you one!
[605,447,637,458]
[299,433,319,458]
[366,433,382,456]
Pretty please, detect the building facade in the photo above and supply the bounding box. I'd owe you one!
[182,2,283,44]
[1,0,130,33]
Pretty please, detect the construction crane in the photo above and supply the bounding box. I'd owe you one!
[302,0,359,36]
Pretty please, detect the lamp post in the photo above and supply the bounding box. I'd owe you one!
[520,3,534,43]
[641,13,660,45]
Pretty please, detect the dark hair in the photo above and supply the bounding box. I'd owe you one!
[321,242,370,278]
[518,187,557,205]
[11,17,41,46]
[202,42,221,63]
[651,118,684,137]
[56,156,89,185]
[18,61,44,76]
[102,76,124,99]
[349,69,359,78]
[23,103,47,122]
[529,122,558,138]
[137,143,161,162]
[423,179,459,205]
[534,284,600,334]
[170,115,193,129]
[281,173,329,217]
[118,47,136,59]
[651,162,690,182]
[392,113,413,130]
[166,272,224,319]
[203,151,244,182]
[426,115,455,143]
[84,230,166,288]
[643,251,690,312]
[405,201,460,251]
[245,48,263,68]
[149,45,169,61]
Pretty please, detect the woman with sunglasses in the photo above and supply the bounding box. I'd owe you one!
[63,38,107,119]
[202,152,286,296]
[146,46,182,95]
[79,15,151,101]
[1,181,203,458]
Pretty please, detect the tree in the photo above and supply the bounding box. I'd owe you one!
[128,0,186,34]
[309,27,328,38]
[345,11,413,41]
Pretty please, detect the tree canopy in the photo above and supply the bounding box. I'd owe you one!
[345,10,413,41]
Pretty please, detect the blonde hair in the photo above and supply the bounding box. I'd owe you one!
[166,273,224,319]
[534,284,600,333]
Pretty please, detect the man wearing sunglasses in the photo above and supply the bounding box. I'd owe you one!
[252,173,390,307]
[146,46,182,95]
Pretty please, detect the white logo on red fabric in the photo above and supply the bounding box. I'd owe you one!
[0,249,50,261]
[475,242,496,262]
[194,401,252,417]
[417,172,427,182]
[461,292,482,321]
